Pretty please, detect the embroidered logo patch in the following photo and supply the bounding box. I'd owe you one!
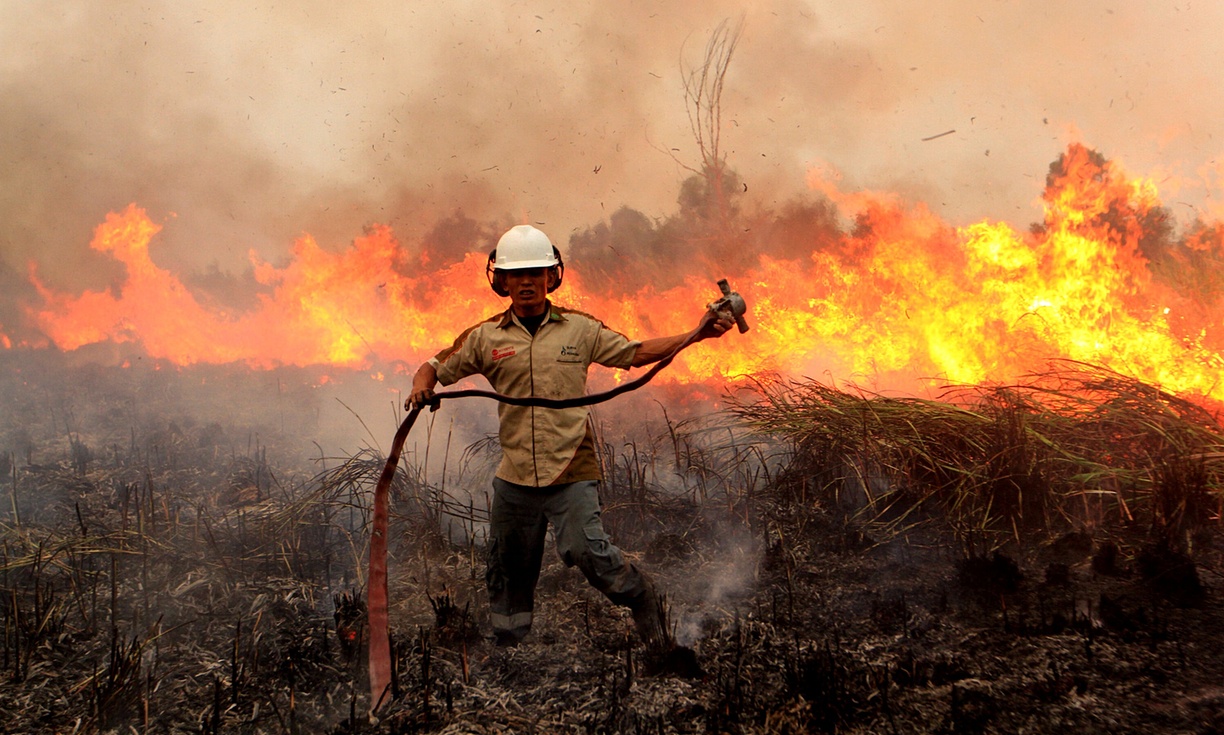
[492,347,516,361]
[559,346,580,359]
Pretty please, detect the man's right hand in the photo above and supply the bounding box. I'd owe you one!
[405,389,439,412]
[405,362,441,411]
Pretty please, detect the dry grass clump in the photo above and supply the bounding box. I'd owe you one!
[730,362,1224,552]
[591,404,784,555]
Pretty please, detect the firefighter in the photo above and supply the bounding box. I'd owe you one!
[405,224,732,647]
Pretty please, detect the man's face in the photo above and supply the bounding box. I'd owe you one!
[504,267,554,316]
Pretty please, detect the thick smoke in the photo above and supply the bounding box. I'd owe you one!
[5,0,1223,300]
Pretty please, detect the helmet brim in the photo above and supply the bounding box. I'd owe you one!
[493,259,559,270]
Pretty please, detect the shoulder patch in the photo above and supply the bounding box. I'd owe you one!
[433,312,504,363]
[552,304,631,339]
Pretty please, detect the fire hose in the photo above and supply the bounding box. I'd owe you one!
[366,280,748,714]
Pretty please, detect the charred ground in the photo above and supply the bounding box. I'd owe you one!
[0,353,1222,734]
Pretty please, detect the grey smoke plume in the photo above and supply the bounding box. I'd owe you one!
[2,0,1222,298]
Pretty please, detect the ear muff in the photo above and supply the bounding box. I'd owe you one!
[547,250,565,293]
[486,247,565,297]
[486,250,509,297]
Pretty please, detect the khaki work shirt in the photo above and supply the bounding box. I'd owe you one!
[428,303,640,487]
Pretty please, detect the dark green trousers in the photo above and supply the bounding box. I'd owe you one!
[486,478,648,642]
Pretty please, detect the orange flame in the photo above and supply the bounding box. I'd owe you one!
[18,143,1224,402]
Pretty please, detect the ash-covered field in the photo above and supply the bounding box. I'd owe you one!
[1,352,1222,734]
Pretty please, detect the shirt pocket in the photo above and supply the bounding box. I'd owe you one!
[537,362,588,399]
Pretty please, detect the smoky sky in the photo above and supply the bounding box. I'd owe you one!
[3,0,1223,293]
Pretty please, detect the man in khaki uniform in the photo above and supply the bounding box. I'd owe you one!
[406,224,732,647]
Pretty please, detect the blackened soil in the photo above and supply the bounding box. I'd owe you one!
[371,513,1224,735]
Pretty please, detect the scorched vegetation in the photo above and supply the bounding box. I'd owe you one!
[1,353,1223,734]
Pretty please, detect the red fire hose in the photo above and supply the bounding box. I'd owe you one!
[367,282,748,715]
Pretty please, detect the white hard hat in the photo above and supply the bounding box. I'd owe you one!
[493,225,560,270]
